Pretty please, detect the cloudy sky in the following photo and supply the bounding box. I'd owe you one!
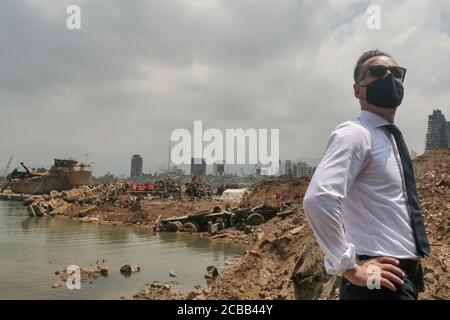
[1,0,449,176]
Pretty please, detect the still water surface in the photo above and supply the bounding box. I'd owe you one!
[0,200,245,299]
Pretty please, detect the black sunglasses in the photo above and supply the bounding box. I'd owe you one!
[358,65,407,83]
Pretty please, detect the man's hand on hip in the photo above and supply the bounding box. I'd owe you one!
[342,257,406,291]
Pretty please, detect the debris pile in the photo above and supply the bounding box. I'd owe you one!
[205,266,219,281]
[185,175,217,199]
[25,182,136,218]
[153,179,182,199]
[241,178,310,207]
[197,208,338,300]
[120,264,141,277]
[414,149,450,243]
[158,203,298,236]
[60,182,129,205]
[185,182,214,199]
[52,261,109,289]
[413,148,450,299]
[133,282,185,300]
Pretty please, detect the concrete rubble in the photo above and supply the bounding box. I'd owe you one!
[52,261,110,289]
[120,264,141,276]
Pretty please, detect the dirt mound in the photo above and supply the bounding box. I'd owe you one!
[414,148,450,243]
[197,211,339,300]
[413,148,450,299]
[96,198,232,226]
[241,178,310,208]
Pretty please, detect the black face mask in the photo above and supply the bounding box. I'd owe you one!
[360,73,404,108]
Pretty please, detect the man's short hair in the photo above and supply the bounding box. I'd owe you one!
[354,50,392,83]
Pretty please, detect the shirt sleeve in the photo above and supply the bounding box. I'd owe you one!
[303,122,371,276]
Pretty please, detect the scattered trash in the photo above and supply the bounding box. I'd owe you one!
[204,266,219,280]
[169,271,177,278]
[120,264,140,276]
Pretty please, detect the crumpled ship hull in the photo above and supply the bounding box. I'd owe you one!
[10,171,91,194]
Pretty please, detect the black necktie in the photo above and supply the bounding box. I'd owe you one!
[382,124,430,257]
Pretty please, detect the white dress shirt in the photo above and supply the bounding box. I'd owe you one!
[303,110,419,276]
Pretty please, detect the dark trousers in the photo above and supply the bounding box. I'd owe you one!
[339,256,424,300]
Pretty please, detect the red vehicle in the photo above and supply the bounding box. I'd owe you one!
[129,182,154,192]
[130,182,138,191]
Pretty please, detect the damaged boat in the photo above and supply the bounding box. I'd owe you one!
[3,159,91,194]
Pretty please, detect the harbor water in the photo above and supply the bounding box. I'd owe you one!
[0,200,245,299]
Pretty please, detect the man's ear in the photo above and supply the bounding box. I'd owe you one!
[353,83,362,99]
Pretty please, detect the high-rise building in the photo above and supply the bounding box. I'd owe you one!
[285,160,293,177]
[130,154,143,179]
[292,161,313,178]
[447,121,450,143]
[425,109,449,150]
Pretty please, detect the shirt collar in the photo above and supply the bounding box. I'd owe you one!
[359,110,391,128]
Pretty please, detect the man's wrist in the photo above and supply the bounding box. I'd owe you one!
[342,265,359,279]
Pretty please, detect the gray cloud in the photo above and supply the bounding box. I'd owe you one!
[0,0,449,175]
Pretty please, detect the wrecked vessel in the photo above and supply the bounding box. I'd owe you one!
[6,159,91,194]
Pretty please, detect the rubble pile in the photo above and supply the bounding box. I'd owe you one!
[412,148,450,299]
[133,282,185,300]
[52,261,109,289]
[241,178,310,208]
[26,182,137,218]
[23,177,222,221]
[60,182,129,205]
[184,182,213,199]
[120,264,141,277]
[414,149,450,243]
[158,202,298,240]
[184,176,217,199]
[153,179,182,199]
[199,206,338,300]
[24,184,233,232]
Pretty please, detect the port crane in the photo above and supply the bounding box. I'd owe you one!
[2,156,12,178]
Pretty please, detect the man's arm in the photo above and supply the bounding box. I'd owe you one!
[303,122,405,290]
[303,122,370,276]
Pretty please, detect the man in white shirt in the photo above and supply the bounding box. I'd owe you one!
[303,50,429,300]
